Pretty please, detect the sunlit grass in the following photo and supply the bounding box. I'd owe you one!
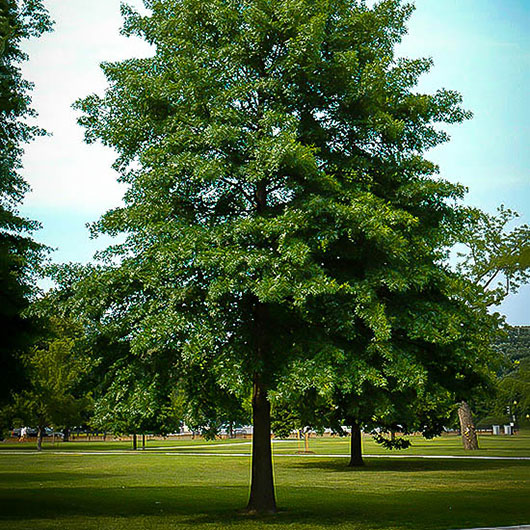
[3,430,529,458]
[1,433,529,529]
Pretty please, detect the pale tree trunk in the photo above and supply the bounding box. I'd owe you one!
[458,401,479,450]
[348,422,364,467]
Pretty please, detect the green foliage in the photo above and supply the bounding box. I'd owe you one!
[40,263,185,436]
[470,326,530,427]
[496,359,530,424]
[91,363,180,435]
[372,432,411,450]
[8,316,93,431]
[455,206,530,306]
[485,328,530,425]
[497,326,530,368]
[271,406,299,439]
[0,0,52,404]
[270,389,333,437]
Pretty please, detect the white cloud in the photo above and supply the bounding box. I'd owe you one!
[21,0,152,211]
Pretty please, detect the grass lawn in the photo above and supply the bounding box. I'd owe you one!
[3,431,530,457]
[0,434,529,529]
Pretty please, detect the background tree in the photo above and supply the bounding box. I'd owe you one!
[0,0,52,406]
[42,263,180,447]
[91,363,180,449]
[45,262,249,445]
[496,326,530,367]
[496,359,530,428]
[456,206,530,305]
[453,207,530,449]
[75,0,499,513]
[273,329,486,468]
[8,316,93,450]
[474,326,530,429]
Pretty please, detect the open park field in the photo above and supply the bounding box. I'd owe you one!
[1,433,529,530]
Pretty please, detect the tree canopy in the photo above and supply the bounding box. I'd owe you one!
[75,0,500,512]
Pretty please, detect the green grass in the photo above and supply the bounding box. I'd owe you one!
[3,431,530,457]
[0,434,529,529]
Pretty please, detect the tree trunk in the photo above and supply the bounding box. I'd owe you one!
[142,434,146,450]
[458,401,479,450]
[246,375,276,514]
[348,422,364,467]
[36,426,44,452]
[63,427,70,443]
[246,177,275,513]
[132,433,137,450]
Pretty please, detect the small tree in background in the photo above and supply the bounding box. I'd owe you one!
[496,359,530,428]
[8,317,92,450]
[92,363,180,449]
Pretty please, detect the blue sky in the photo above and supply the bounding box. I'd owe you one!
[19,0,529,324]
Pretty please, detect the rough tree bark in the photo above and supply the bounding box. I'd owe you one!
[36,426,44,452]
[245,178,276,514]
[246,374,276,513]
[62,427,70,443]
[246,292,276,513]
[348,422,364,467]
[132,433,137,450]
[458,401,479,450]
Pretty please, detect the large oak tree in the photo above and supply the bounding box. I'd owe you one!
[76,0,498,513]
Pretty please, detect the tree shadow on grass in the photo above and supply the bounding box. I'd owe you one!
[0,485,246,520]
[1,482,529,529]
[284,457,528,473]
